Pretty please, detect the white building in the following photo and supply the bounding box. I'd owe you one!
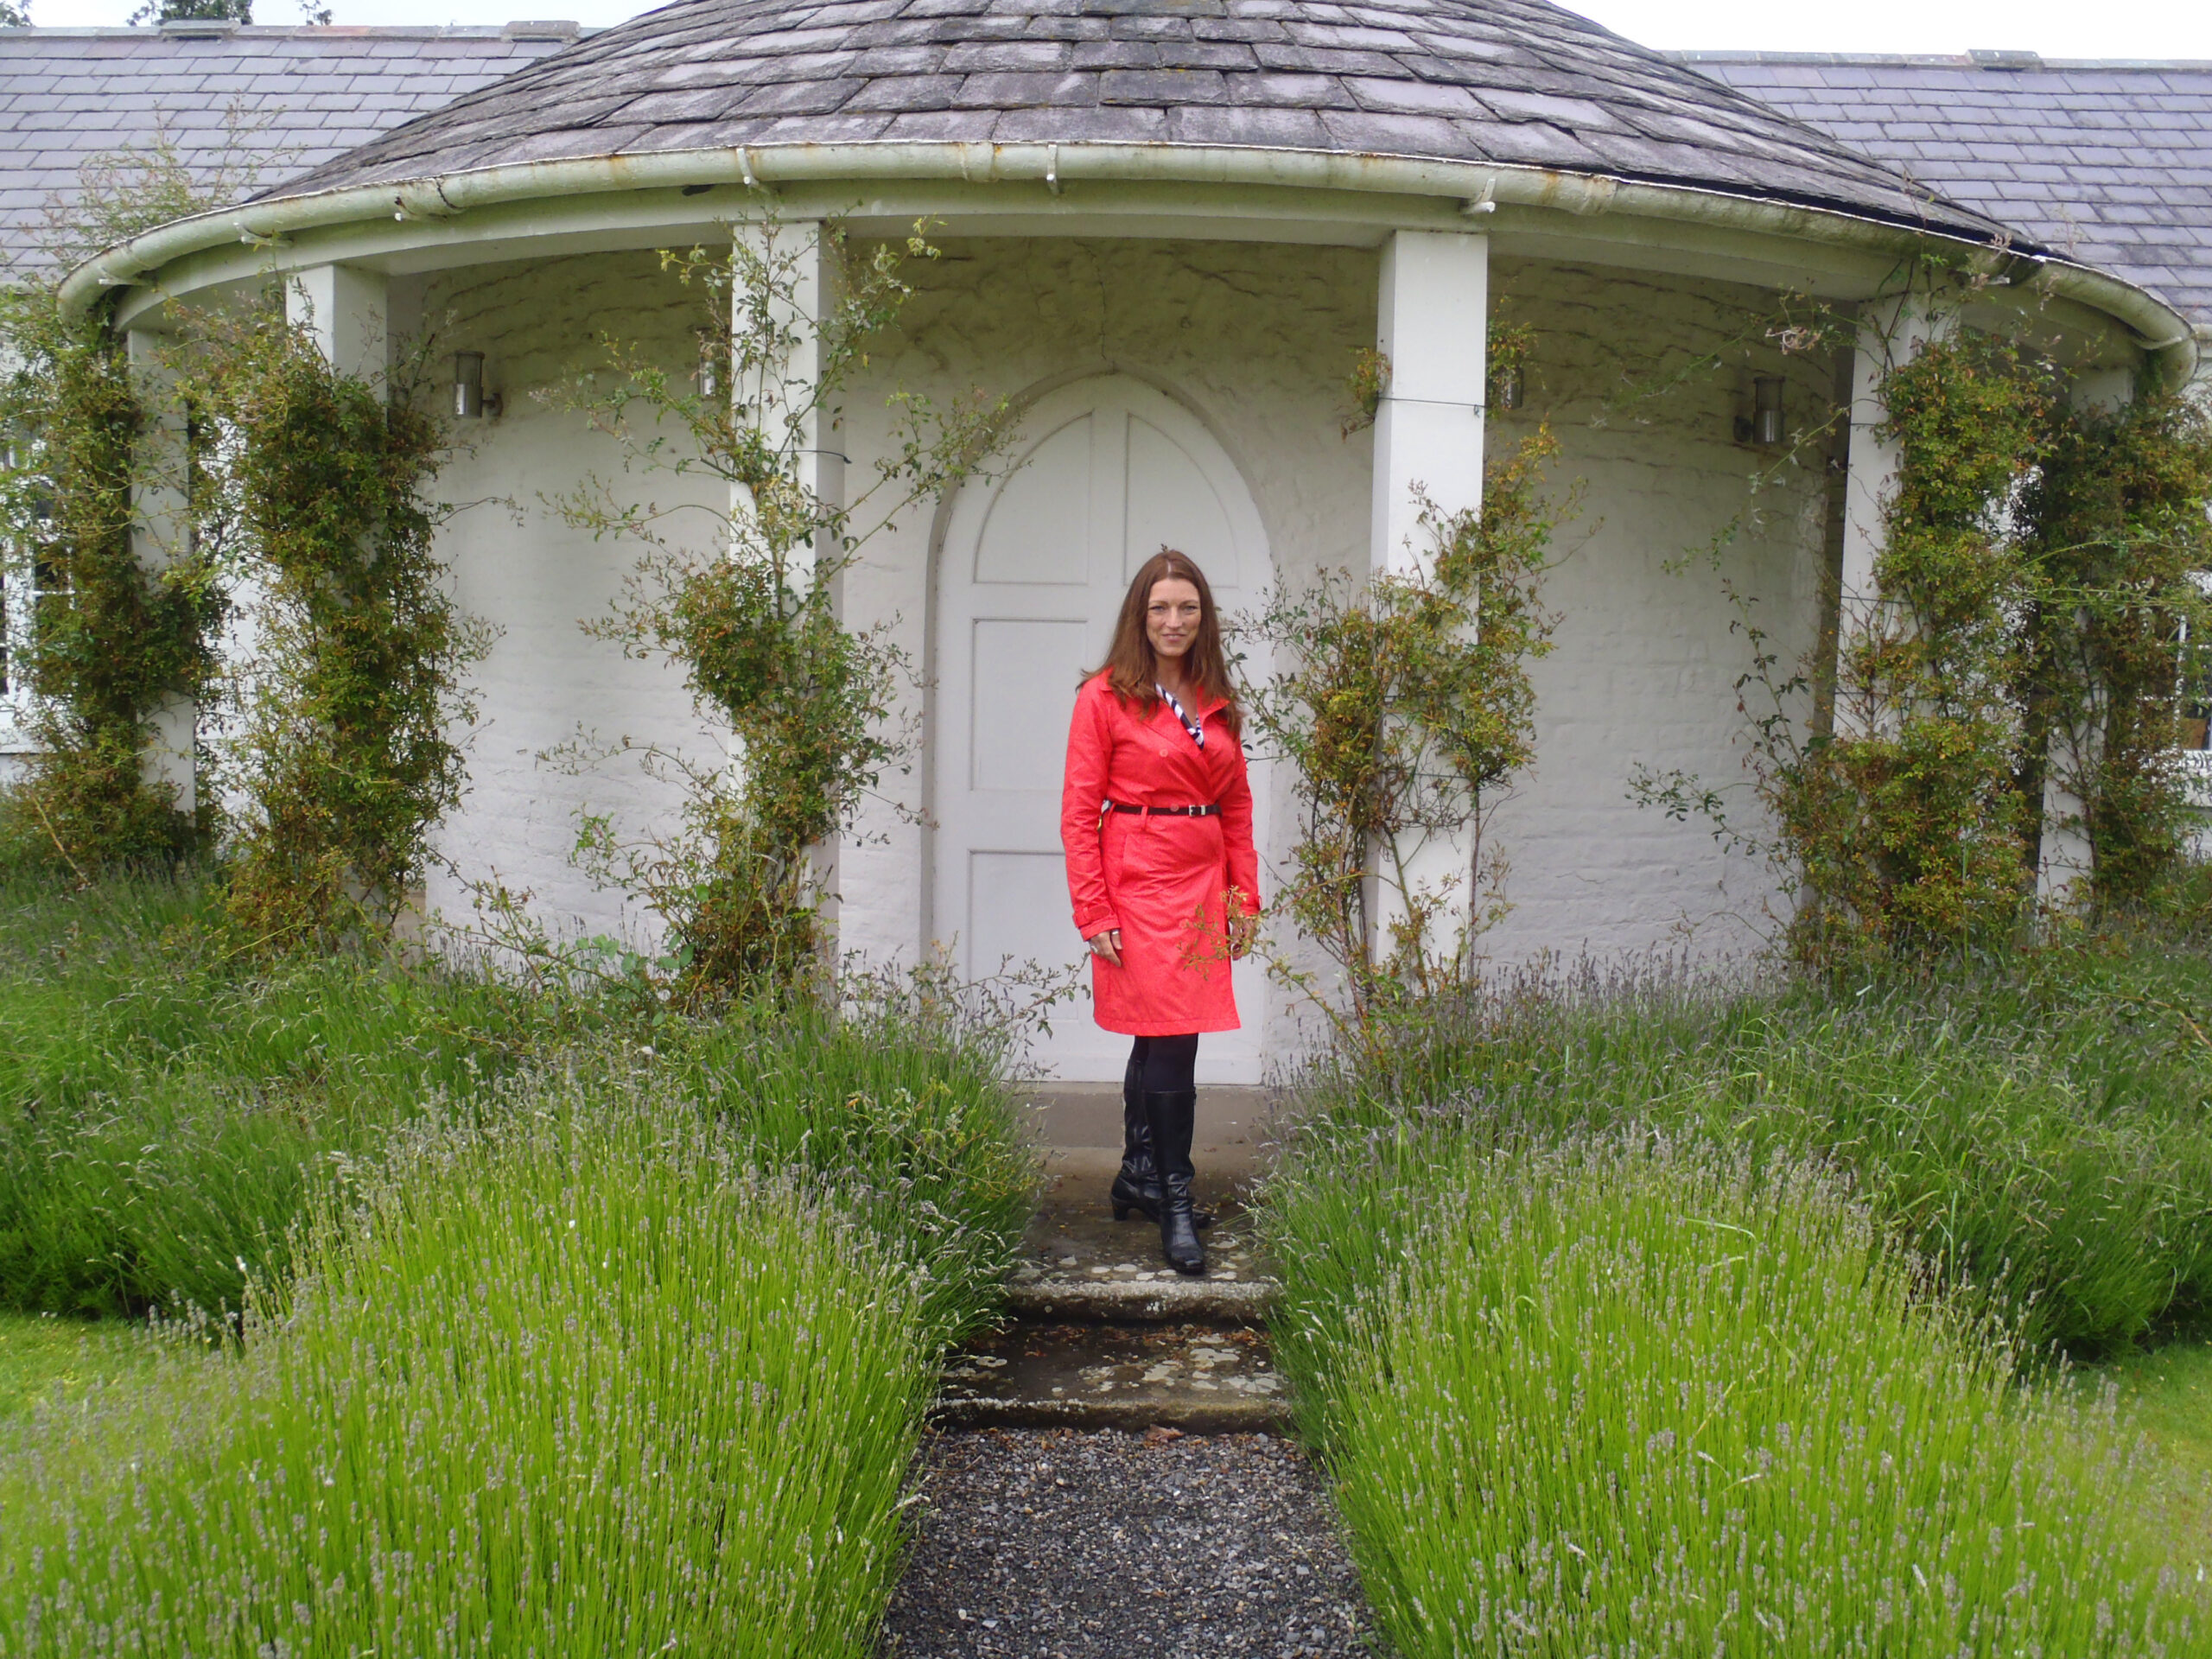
[11,3,2206,1077]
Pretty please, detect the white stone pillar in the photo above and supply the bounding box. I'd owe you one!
[734,226,845,942]
[286,264,389,385]
[125,327,194,812]
[284,265,416,930]
[1836,295,1951,741]
[1368,229,1489,967]
[735,224,842,582]
[1370,229,1488,578]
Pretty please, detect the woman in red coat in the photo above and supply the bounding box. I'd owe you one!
[1061,550,1262,1275]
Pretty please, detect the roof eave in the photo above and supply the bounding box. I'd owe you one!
[57,138,2197,386]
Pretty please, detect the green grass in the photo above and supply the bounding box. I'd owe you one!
[2085,1332,2212,1574]
[0,864,1038,1655]
[659,1002,1036,1349]
[0,1082,938,1657]
[0,865,580,1317]
[1283,1129,2206,1655]
[0,1312,145,1421]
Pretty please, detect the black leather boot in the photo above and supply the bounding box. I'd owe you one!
[1110,1059,1213,1228]
[1142,1088,1205,1275]
[1109,1052,1155,1220]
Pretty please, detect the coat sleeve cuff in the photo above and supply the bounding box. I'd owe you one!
[1074,908,1121,937]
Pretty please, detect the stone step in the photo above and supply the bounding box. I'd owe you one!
[1006,1273,1275,1324]
[934,1319,1293,1433]
[1012,1147,1281,1325]
[1018,1084,1272,1174]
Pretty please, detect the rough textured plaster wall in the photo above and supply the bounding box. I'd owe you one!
[834,237,1377,1060]
[416,251,721,950]
[1478,257,1832,966]
[833,238,1830,1061]
[412,237,1830,1027]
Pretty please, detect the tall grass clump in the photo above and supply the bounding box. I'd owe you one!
[664,995,1036,1349]
[1283,938,2212,1353]
[0,866,578,1318]
[0,867,1036,1333]
[0,1081,933,1657]
[1281,1129,2205,1656]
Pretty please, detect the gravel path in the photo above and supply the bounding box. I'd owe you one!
[880,1427,1372,1659]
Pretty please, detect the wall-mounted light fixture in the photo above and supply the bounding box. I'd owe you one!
[452,352,500,420]
[1749,376,1784,446]
[1491,365,1524,413]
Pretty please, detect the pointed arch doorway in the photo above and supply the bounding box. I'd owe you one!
[931,375,1274,1084]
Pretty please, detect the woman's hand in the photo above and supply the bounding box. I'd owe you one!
[1228,909,1259,961]
[1086,926,1123,966]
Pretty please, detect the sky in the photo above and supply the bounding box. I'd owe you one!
[20,0,2212,58]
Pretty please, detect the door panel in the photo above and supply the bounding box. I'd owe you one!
[976,415,1094,586]
[933,377,1272,1083]
[966,851,1073,984]
[1124,415,1240,588]
[970,618,1087,792]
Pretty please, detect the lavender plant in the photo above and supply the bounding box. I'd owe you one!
[1288,1131,2206,1655]
[0,867,1034,1342]
[0,1082,935,1656]
[1271,940,2212,1355]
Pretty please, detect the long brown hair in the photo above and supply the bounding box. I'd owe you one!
[1091,549,1243,737]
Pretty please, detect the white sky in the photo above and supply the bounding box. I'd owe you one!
[20,0,2212,59]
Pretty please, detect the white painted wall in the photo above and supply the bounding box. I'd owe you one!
[413,238,1839,1060]
[416,251,722,955]
[1473,257,1832,969]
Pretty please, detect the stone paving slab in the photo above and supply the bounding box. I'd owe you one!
[1012,1150,1280,1325]
[937,1321,1290,1433]
[1020,1086,1272,1167]
[1007,1274,1276,1325]
[880,1427,1368,1658]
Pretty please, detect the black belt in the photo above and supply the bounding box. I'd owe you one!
[1104,801,1219,817]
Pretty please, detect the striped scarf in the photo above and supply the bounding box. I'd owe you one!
[1155,683,1205,749]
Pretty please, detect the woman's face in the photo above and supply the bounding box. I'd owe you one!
[1146,577,1205,664]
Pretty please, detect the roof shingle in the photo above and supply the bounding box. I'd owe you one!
[0,23,572,271]
[259,0,2007,246]
[1689,51,2212,324]
[16,12,2211,331]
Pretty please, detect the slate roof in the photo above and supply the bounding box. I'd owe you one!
[0,22,575,270]
[263,0,2009,247]
[1689,53,2212,328]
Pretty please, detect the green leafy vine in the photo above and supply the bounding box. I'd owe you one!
[0,297,218,874]
[1682,301,2212,966]
[214,315,484,948]
[528,214,1012,1003]
[1245,425,1568,1047]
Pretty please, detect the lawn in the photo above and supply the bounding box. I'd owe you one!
[2090,1330,2212,1574]
[0,1311,145,1421]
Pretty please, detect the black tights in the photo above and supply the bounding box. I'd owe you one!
[1128,1033,1199,1095]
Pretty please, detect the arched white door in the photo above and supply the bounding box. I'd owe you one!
[931,376,1272,1083]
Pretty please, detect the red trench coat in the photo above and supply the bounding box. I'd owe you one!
[1060,674,1262,1036]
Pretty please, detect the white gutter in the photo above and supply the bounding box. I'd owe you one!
[58,139,2199,386]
